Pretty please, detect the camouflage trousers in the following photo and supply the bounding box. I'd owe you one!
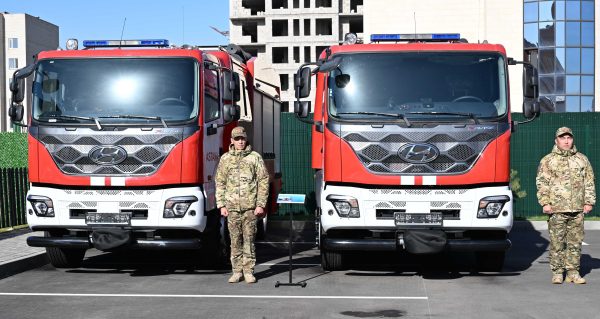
[547,212,585,274]
[228,210,257,273]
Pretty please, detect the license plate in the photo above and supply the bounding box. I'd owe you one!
[86,212,131,225]
[394,212,442,226]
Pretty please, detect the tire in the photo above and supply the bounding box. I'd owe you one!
[475,251,505,272]
[321,249,344,271]
[46,247,86,268]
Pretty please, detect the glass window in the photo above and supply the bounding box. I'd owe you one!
[539,49,556,74]
[524,2,539,23]
[555,1,565,20]
[524,23,539,48]
[566,96,580,112]
[581,75,594,94]
[555,97,566,112]
[539,1,555,21]
[556,75,566,93]
[540,76,555,94]
[565,1,580,20]
[581,48,594,74]
[566,48,580,73]
[8,58,18,69]
[8,38,18,49]
[581,22,594,46]
[204,69,220,122]
[581,96,594,112]
[555,47,566,73]
[555,22,565,46]
[566,22,580,46]
[581,1,594,20]
[539,22,555,46]
[566,75,580,94]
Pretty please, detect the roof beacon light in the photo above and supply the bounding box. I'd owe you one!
[370,33,461,43]
[343,32,358,45]
[65,39,79,50]
[82,39,170,48]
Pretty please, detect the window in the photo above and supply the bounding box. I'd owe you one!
[204,68,220,122]
[304,19,311,36]
[293,19,300,36]
[316,19,332,35]
[272,20,288,37]
[8,58,18,69]
[280,74,289,91]
[8,38,18,49]
[272,47,288,63]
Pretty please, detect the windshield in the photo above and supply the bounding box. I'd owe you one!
[328,52,507,122]
[32,58,198,125]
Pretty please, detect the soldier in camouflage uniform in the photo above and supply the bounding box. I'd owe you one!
[536,127,595,284]
[216,126,269,284]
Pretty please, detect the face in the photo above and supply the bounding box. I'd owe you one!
[231,136,247,150]
[555,134,574,151]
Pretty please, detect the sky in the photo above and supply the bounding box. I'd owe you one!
[1,0,230,47]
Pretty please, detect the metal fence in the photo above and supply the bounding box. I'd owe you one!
[0,168,29,229]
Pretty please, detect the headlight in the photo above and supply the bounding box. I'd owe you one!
[27,195,55,217]
[326,195,360,218]
[163,196,198,218]
[477,195,510,218]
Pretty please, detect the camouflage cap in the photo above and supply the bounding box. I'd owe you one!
[555,127,573,137]
[231,126,247,139]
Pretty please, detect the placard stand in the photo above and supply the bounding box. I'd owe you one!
[275,194,307,288]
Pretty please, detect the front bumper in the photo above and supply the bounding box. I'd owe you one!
[322,237,511,252]
[27,235,203,250]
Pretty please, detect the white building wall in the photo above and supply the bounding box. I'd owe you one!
[363,0,524,112]
[1,13,58,132]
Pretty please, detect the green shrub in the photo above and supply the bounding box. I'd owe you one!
[0,133,27,168]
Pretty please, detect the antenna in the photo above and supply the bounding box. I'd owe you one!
[182,6,185,44]
[120,17,127,46]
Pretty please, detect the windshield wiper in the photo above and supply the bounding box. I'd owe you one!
[99,115,168,128]
[336,112,411,127]
[407,111,480,124]
[40,114,103,130]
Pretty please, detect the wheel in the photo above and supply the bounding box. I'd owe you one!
[321,248,344,271]
[46,247,86,268]
[44,231,86,268]
[452,95,484,103]
[475,251,505,272]
[256,215,268,240]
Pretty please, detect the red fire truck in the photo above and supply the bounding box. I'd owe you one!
[8,39,281,268]
[294,33,539,271]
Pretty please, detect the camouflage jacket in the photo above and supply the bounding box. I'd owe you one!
[215,144,269,212]
[536,145,596,212]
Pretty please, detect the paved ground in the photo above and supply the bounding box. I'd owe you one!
[1,222,599,319]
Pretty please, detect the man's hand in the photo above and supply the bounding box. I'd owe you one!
[220,207,229,217]
[543,205,552,214]
[254,206,265,218]
[584,204,593,214]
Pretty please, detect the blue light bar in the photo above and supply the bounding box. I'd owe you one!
[82,39,169,48]
[370,33,461,42]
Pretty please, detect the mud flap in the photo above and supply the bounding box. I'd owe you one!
[403,229,447,254]
[91,228,132,251]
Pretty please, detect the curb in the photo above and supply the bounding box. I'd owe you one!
[0,252,48,280]
[514,220,600,231]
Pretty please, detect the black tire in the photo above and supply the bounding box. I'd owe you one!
[475,251,505,272]
[46,247,86,268]
[321,249,343,271]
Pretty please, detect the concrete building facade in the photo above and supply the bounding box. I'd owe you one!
[0,13,58,132]
[230,0,364,111]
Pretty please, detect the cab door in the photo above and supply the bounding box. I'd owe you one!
[202,64,222,211]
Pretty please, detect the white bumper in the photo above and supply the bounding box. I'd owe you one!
[26,185,207,232]
[320,185,513,232]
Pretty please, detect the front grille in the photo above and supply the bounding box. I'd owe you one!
[343,129,498,175]
[40,131,181,176]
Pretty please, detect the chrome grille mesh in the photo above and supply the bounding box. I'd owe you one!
[40,132,181,176]
[343,129,498,175]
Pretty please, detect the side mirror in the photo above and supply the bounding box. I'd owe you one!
[223,104,240,123]
[221,70,239,101]
[523,64,539,99]
[523,99,540,119]
[294,67,312,99]
[8,104,24,122]
[294,101,311,118]
[10,63,37,103]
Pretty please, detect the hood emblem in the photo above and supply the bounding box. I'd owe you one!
[398,143,439,163]
[89,146,127,165]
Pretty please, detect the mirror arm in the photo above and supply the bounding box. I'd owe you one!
[513,112,539,126]
[11,121,27,128]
